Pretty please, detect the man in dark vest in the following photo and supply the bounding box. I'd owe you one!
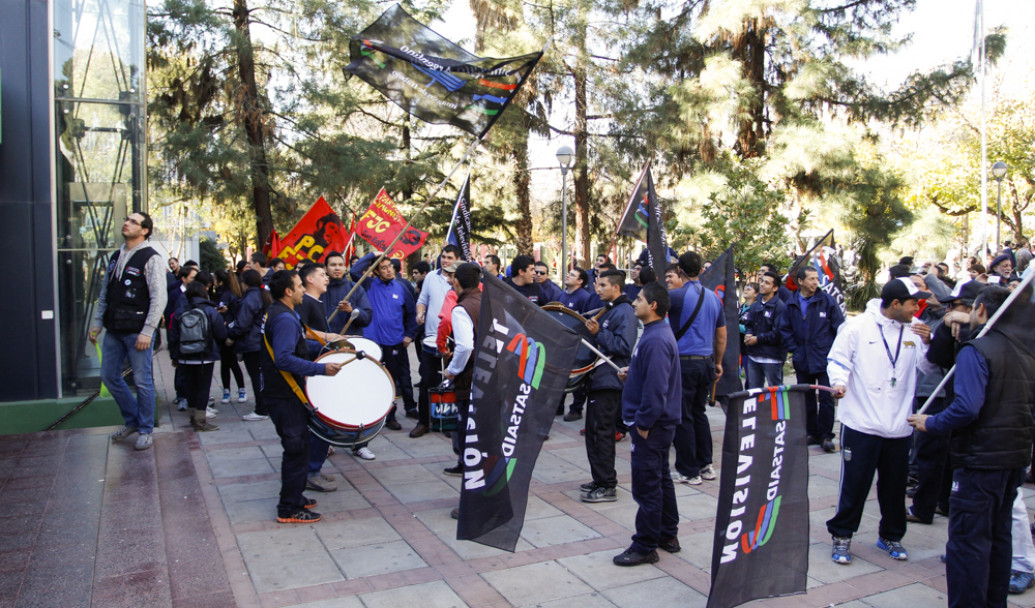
[909,286,1035,607]
[442,263,482,519]
[89,212,167,451]
[261,270,343,524]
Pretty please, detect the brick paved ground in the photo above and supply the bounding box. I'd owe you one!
[2,346,1034,607]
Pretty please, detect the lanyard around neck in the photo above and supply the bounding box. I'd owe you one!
[876,320,904,375]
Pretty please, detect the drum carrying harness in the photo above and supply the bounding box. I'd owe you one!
[262,312,312,407]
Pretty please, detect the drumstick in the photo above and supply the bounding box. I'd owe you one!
[579,338,623,373]
[591,306,607,321]
[339,308,362,336]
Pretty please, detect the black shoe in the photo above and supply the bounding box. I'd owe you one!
[613,547,659,567]
[581,487,618,503]
[659,538,681,553]
[579,481,597,492]
[303,497,317,509]
[906,484,918,498]
[450,507,460,520]
[444,464,463,476]
[806,435,821,446]
[821,438,836,453]
[385,419,402,431]
[905,512,930,524]
[405,409,419,420]
[935,505,950,517]
[277,510,322,524]
[563,411,582,422]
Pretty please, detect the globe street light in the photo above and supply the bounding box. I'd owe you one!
[992,161,1007,252]
[556,145,574,278]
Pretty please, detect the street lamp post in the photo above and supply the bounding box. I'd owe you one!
[556,145,574,279]
[992,161,1007,252]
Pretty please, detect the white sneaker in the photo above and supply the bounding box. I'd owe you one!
[134,433,153,451]
[686,475,703,485]
[237,388,247,403]
[206,406,217,419]
[352,447,376,460]
[221,389,231,404]
[242,411,269,421]
[176,398,187,411]
[700,465,717,480]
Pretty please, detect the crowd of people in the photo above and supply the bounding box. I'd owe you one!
[90,212,1035,601]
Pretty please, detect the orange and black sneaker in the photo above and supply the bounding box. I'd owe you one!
[277,510,322,524]
[303,498,317,510]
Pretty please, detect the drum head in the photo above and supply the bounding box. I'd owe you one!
[306,352,395,427]
[542,304,598,372]
[327,337,383,361]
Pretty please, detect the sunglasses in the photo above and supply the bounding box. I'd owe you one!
[534,270,547,276]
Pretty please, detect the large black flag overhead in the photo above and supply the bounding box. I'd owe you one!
[616,163,650,243]
[344,5,544,139]
[457,270,580,551]
[629,163,668,273]
[447,173,473,260]
[785,229,846,317]
[708,386,810,608]
[700,246,743,398]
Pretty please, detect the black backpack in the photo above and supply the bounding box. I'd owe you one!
[178,305,211,357]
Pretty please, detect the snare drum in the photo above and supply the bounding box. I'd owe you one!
[542,303,600,392]
[326,336,383,361]
[305,350,395,447]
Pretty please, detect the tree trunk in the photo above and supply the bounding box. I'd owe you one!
[232,0,274,248]
[572,5,591,268]
[734,19,766,158]
[512,135,534,254]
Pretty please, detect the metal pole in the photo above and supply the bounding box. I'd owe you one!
[561,172,568,278]
[996,179,1002,252]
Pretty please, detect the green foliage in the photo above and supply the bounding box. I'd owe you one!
[199,237,226,272]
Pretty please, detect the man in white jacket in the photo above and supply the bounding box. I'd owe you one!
[825,278,937,565]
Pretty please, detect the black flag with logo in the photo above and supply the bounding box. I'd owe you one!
[700,246,743,398]
[344,4,544,139]
[616,163,651,243]
[642,165,669,272]
[447,173,473,260]
[457,270,580,551]
[785,229,846,317]
[708,386,810,608]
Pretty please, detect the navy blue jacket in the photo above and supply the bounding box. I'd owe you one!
[560,287,592,314]
[744,295,787,362]
[213,286,240,326]
[322,277,372,336]
[229,286,266,354]
[169,297,228,362]
[778,290,844,374]
[538,279,564,303]
[622,319,682,430]
[588,297,637,392]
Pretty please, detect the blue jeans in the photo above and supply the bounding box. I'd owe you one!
[101,330,156,434]
[744,359,783,390]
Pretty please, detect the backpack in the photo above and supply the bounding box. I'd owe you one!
[178,305,211,357]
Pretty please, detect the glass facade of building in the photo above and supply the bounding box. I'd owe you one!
[53,0,147,396]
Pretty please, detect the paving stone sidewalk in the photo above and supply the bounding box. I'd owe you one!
[3,345,1035,607]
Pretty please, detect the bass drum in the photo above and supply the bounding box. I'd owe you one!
[541,303,600,392]
[305,350,395,447]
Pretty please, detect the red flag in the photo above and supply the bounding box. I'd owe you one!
[343,213,358,262]
[356,188,429,259]
[262,229,281,258]
[275,197,348,268]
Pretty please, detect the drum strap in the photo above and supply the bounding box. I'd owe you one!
[262,313,311,407]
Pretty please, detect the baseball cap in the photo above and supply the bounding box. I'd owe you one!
[881,277,931,302]
[937,279,984,306]
[443,260,462,273]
